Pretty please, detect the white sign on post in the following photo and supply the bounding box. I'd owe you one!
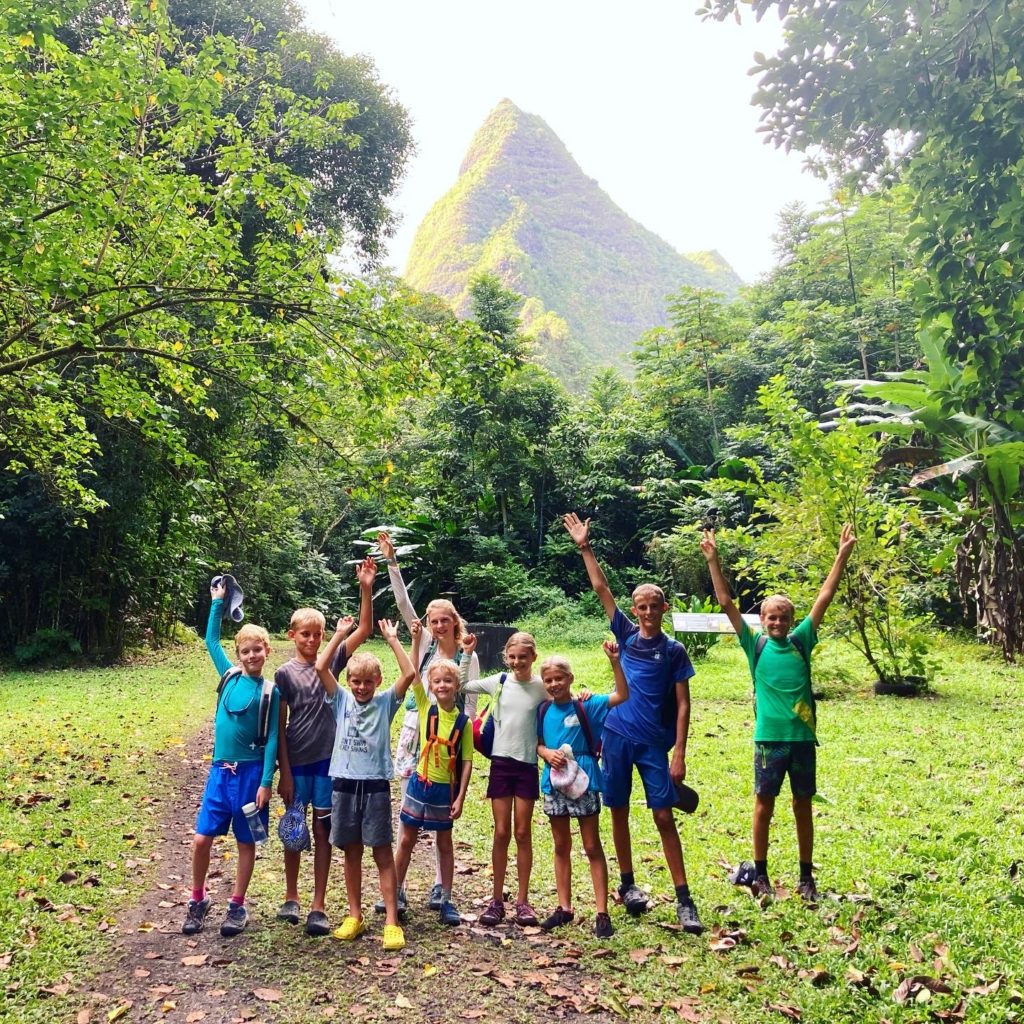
[671,612,760,634]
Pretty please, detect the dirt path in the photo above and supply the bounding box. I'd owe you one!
[76,730,630,1024]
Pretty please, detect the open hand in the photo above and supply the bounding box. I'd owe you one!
[356,554,377,587]
[562,512,591,547]
[377,531,396,563]
[378,618,399,642]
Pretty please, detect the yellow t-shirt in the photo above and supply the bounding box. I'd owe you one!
[413,681,474,785]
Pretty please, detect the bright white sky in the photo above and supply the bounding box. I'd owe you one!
[298,0,831,283]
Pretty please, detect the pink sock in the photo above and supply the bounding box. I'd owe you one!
[229,895,245,907]
[191,888,206,903]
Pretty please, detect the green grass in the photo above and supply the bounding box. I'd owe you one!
[2,627,1023,1022]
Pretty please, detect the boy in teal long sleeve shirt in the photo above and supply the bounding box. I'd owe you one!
[182,581,280,938]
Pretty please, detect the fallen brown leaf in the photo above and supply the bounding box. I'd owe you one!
[253,988,282,1002]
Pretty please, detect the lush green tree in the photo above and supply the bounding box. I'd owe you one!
[702,0,1024,657]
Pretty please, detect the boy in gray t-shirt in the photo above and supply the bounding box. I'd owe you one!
[275,556,376,936]
[316,618,416,952]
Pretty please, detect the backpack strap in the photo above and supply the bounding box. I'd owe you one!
[536,698,599,759]
[418,706,469,790]
[417,638,438,676]
[216,665,243,703]
[256,678,275,748]
[751,633,810,680]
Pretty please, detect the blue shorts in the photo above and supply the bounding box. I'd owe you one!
[601,730,675,810]
[195,760,268,844]
[292,759,333,810]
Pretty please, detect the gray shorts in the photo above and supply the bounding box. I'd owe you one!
[330,778,394,848]
[543,788,601,819]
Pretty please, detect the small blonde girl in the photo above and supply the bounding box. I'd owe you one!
[393,657,474,925]
[459,630,545,926]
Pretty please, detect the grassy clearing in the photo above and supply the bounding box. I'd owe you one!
[2,627,1024,1023]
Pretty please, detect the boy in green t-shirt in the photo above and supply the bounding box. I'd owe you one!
[701,525,856,903]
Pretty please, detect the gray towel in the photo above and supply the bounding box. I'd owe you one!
[211,573,245,623]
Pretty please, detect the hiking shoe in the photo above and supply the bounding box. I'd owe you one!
[479,899,505,926]
[220,902,249,937]
[332,915,366,941]
[797,877,819,904]
[373,898,386,915]
[594,912,614,939]
[397,887,409,917]
[729,860,758,888]
[751,875,773,901]
[181,897,210,935]
[439,900,462,926]
[541,907,575,932]
[305,910,330,937]
[675,900,704,936]
[427,883,444,911]
[382,924,406,951]
[514,900,539,926]
[276,899,300,925]
[618,883,649,916]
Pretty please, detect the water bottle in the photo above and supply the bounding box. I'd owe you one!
[241,801,268,845]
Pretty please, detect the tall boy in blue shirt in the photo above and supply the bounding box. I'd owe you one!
[564,513,702,934]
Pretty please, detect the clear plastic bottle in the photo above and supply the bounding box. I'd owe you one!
[241,801,268,845]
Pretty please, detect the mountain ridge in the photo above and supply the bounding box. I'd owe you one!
[405,99,743,370]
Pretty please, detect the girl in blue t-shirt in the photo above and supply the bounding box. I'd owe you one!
[536,641,629,938]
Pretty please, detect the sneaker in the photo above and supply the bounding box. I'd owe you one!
[751,875,773,900]
[305,910,330,937]
[594,912,614,939]
[332,915,366,941]
[276,899,300,925]
[397,887,409,917]
[439,900,462,926]
[514,900,539,927]
[618,883,649,916]
[220,902,249,937]
[729,860,758,888]
[479,899,506,926]
[541,907,574,932]
[181,897,210,935]
[427,883,443,911]
[675,900,704,936]
[382,923,406,951]
[797,877,819,904]
[373,898,386,915]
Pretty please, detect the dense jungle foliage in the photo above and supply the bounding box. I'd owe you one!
[2,0,1022,684]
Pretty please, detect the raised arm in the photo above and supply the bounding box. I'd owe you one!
[809,523,857,630]
[343,555,377,655]
[378,531,418,631]
[204,581,232,677]
[603,641,630,708]
[699,529,744,635]
[563,513,618,621]
[380,618,416,700]
[315,615,355,698]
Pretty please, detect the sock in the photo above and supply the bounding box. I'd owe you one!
[619,872,635,891]
[191,888,206,903]
[754,860,769,879]
[674,884,691,905]
[799,861,814,880]
[229,894,245,907]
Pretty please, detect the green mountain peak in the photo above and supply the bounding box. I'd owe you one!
[405,100,743,370]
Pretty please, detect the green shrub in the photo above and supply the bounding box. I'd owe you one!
[14,628,82,668]
[454,561,565,623]
[518,604,611,648]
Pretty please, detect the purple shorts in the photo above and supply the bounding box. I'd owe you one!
[486,756,540,801]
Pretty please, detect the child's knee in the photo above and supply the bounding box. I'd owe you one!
[755,794,776,818]
[582,838,604,861]
[313,809,332,838]
[513,823,532,846]
[652,807,676,833]
[493,821,513,845]
[193,833,214,853]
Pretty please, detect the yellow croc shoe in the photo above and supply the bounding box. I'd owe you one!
[382,924,406,951]
[332,915,366,941]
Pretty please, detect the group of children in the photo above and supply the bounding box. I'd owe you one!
[182,517,856,950]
